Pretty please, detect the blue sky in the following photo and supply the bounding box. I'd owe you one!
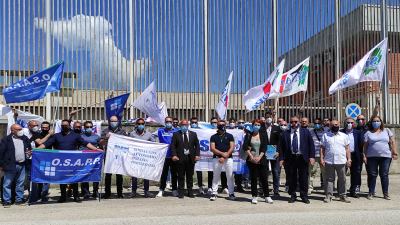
[0,0,396,94]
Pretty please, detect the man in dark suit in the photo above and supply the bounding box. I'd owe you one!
[279,116,315,204]
[171,119,200,198]
[0,124,32,207]
[340,117,364,198]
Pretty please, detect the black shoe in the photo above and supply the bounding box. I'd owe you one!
[273,191,280,197]
[3,202,12,208]
[102,193,111,199]
[67,189,73,198]
[57,197,67,203]
[288,196,296,203]
[15,201,26,206]
[144,192,155,198]
[301,198,310,204]
[178,193,184,199]
[92,192,98,199]
[74,197,82,203]
[349,192,359,198]
[236,186,245,193]
[117,194,124,199]
[187,190,195,198]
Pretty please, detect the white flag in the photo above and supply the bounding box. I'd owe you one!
[215,71,233,120]
[329,38,388,95]
[5,107,44,135]
[269,57,310,99]
[104,134,168,181]
[133,81,168,125]
[243,59,285,111]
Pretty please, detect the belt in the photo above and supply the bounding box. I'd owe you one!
[15,161,25,165]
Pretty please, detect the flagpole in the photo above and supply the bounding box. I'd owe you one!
[45,0,52,122]
[335,0,342,122]
[380,0,388,123]
[272,0,279,120]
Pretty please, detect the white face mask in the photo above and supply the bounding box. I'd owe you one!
[17,130,24,137]
[266,118,273,124]
[346,123,353,130]
[32,126,39,132]
[280,125,288,131]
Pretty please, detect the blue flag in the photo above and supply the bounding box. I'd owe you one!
[31,149,104,184]
[105,93,130,120]
[3,61,64,104]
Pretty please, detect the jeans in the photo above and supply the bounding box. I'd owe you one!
[325,164,346,196]
[3,164,26,204]
[366,157,392,195]
[267,160,281,193]
[211,158,234,195]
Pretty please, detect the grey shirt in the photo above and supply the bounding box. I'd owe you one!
[364,128,393,158]
[12,136,25,163]
[129,130,155,142]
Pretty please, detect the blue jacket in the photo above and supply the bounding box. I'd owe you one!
[279,127,315,162]
[340,128,364,158]
[0,134,32,171]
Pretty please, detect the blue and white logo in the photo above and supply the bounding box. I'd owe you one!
[345,103,361,119]
[39,161,56,176]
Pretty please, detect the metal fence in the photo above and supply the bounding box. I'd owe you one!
[0,0,399,124]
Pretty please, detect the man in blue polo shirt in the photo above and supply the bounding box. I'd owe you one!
[209,120,236,201]
[156,116,178,198]
[38,119,98,203]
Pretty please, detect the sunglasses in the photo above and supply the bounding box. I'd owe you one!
[85,126,93,129]
[346,122,354,124]
[165,121,173,123]
[358,118,365,121]
[290,121,299,124]
[137,123,145,125]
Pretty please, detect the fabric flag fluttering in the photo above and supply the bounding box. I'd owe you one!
[105,93,130,120]
[133,81,168,125]
[269,57,310,99]
[2,61,64,104]
[215,71,233,120]
[0,104,44,135]
[243,59,285,111]
[329,38,388,95]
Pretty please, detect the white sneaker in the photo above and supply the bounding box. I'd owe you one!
[223,188,229,194]
[210,194,217,201]
[265,197,273,204]
[172,190,179,197]
[207,188,212,195]
[166,182,172,190]
[251,197,258,204]
[156,190,163,198]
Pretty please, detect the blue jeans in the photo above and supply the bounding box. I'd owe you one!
[366,157,391,194]
[267,160,281,193]
[3,164,26,204]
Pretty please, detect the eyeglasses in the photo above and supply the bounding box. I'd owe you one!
[290,121,299,124]
[85,126,93,129]
[301,121,307,123]
[357,118,365,121]
[346,122,354,124]
[137,123,145,125]
[238,122,245,124]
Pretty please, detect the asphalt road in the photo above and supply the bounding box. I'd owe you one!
[1,174,399,225]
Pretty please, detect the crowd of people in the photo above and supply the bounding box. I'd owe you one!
[0,110,398,207]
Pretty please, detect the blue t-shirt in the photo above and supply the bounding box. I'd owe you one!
[364,128,393,158]
[158,128,178,158]
[44,132,88,150]
[80,134,100,149]
[210,132,235,158]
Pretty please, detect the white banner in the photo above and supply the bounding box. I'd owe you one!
[104,133,168,181]
[191,128,245,173]
[5,107,44,135]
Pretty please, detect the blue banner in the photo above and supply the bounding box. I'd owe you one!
[3,61,64,104]
[105,93,130,120]
[31,149,104,184]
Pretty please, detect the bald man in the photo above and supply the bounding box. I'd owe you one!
[171,120,200,198]
[0,124,32,207]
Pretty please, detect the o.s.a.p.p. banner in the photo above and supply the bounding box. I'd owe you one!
[31,149,104,184]
[104,134,169,181]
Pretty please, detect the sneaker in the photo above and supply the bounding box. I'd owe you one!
[324,195,332,203]
[144,191,155,198]
[210,194,217,201]
[229,194,236,201]
[251,197,258,204]
[384,194,391,200]
[3,203,11,208]
[166,182,172,190]
[223,188,229,194]
[156,190,164,198]
[207,188,213,195]
[74,197,82,203]
[172,190,179,197]
[198,186,205,195]
[57,197,67,203]
[340,196,351,203]
[130,192,137,198]
[265,197,273,204]
[367,194,374,200]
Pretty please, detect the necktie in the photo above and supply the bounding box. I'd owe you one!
[184,132,189,150]
[292,130,298,154]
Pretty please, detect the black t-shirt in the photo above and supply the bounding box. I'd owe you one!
[210,132,235,158]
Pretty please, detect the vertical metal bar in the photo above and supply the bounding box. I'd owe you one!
[129,0,135,119]
[203,0,209,122]
[272,0,278,119]
[335,0,342,121]
[381,0,389,123]
[45,0,52,121]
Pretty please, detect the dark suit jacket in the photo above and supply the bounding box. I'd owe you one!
[242,131,268,163]
[266,125,282,145]
[279,127,315,162]
[171,130,200,162]
[340,128,364,159]
[0,134,32,171]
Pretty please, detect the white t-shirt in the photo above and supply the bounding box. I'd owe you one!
[321,131,350,164]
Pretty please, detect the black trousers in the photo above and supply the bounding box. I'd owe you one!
[105,173,123,196]
[287,155,309,198]
[60,183,78,199]
[81,182,99,195]
[349,152,362,193]
[247,160,269,197]
[159,158,178,191]
[176,157,195,192]
[234,173,243,188]
[196,171,214,188]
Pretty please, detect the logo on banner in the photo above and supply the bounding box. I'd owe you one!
[39,161,55,176]
[363,48,383,76]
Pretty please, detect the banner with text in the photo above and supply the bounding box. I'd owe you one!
[104,134,168,181]
[191,129,245,173]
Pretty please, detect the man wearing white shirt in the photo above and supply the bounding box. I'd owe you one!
[320,120,351,203]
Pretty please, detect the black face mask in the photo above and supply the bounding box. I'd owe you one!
[61,126,70,133]
[331,126,340,133]
[74,128,82,134]
[41,130,49,135]
[217,125,226,132]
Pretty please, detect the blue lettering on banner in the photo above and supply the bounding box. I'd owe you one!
[199,140,209,152]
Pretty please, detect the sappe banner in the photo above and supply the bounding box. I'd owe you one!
[191,128,245,173]
[104,134,169,181]
[31,149,104,184]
